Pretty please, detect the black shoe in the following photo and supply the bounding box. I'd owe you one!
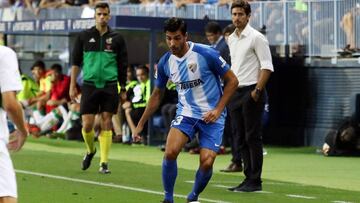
[186,199,199,203]
[234,183,262,192]
[99,162,111,174]
[81,148,96,170]
[161,200,172,203]
[228,179,248,191]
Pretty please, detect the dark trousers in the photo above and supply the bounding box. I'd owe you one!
[228,85,265,183]
[161,103,177,135]
[224,113,242,165]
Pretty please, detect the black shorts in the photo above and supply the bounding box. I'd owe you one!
[80,83,119,115]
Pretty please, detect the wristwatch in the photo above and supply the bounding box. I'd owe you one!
[255,87,262,96]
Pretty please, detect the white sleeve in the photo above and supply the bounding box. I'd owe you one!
[0,48,22,93]
[254,34,274,72]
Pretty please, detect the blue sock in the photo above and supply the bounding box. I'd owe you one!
[162,159,177,203]
[187,168,213,201]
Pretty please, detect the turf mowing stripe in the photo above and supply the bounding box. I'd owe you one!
[16,169,231,203]
[286,194,316,199]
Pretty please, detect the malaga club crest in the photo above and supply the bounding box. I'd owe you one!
[187,63,197,73]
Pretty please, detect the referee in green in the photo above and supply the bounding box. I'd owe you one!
[69,2,128,174]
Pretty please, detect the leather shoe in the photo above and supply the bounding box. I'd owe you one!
[234,183,262,192]
[220,163,243,172]
[228,180,248,191]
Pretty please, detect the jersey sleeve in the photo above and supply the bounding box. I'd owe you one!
[154,54,170,89]
[0,48,22,93]
[72,32,84,67]
[207,48,230,77]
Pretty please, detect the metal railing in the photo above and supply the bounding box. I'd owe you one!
[1,0,359,57]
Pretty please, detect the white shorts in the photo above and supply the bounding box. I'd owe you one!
[0,142,17,198]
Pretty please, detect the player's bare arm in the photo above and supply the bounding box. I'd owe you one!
[203,70,238,123]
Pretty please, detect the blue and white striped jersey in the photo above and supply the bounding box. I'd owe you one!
[155,42,230,124]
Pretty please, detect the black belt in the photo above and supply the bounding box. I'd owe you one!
[83,80,117,86]
[237,84,256,92]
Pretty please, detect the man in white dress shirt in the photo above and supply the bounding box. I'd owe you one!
[226,0,274,192]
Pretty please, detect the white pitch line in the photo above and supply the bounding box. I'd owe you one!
[286,194,316,199]
[16,170,231,203]
[333,201,353,203]
[212,184,231,189]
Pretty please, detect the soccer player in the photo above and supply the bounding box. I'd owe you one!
[133,17,238,203]
[0,45,28,203]
[69,2,128,174]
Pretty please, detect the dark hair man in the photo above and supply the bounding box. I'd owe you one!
[133,17,238,203]
[70,2,128,174]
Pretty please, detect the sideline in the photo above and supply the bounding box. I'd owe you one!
[16,169,231,203]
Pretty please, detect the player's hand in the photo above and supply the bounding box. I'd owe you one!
[251,90,259,102]
[7,130,27,152]
[133,125,143,143]
[203,109,221,124]
[69,85,78,102]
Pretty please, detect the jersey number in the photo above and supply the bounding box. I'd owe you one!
[172,116,184,126]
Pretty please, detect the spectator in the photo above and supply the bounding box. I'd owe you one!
[38,0,72,9]
[46,64,70,112]
[173,0,200,8]
[323,117,360,156]
[122,65,150,143]
[56,94,81,134]
[31,64,70,133]
[45,63,70,113]
[340,6,360,54]
[27,60,52,113]
[205,21,231,65]
[0,0,13,8]
[223,24,235,44]
[16,68,39,104]
[112,65,137,143]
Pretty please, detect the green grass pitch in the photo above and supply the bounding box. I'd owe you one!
[10,137,360,203]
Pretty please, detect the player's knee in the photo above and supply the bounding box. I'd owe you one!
[82,123,93,132]
[200,159,214,171]
[102,119,112,130]
[164,148,180,160]
[200,155,215,171]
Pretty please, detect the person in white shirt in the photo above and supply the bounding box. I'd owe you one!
[0,45,28,203]
[226,0,274,192]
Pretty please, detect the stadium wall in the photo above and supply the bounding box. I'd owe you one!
[264,57,360,146]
